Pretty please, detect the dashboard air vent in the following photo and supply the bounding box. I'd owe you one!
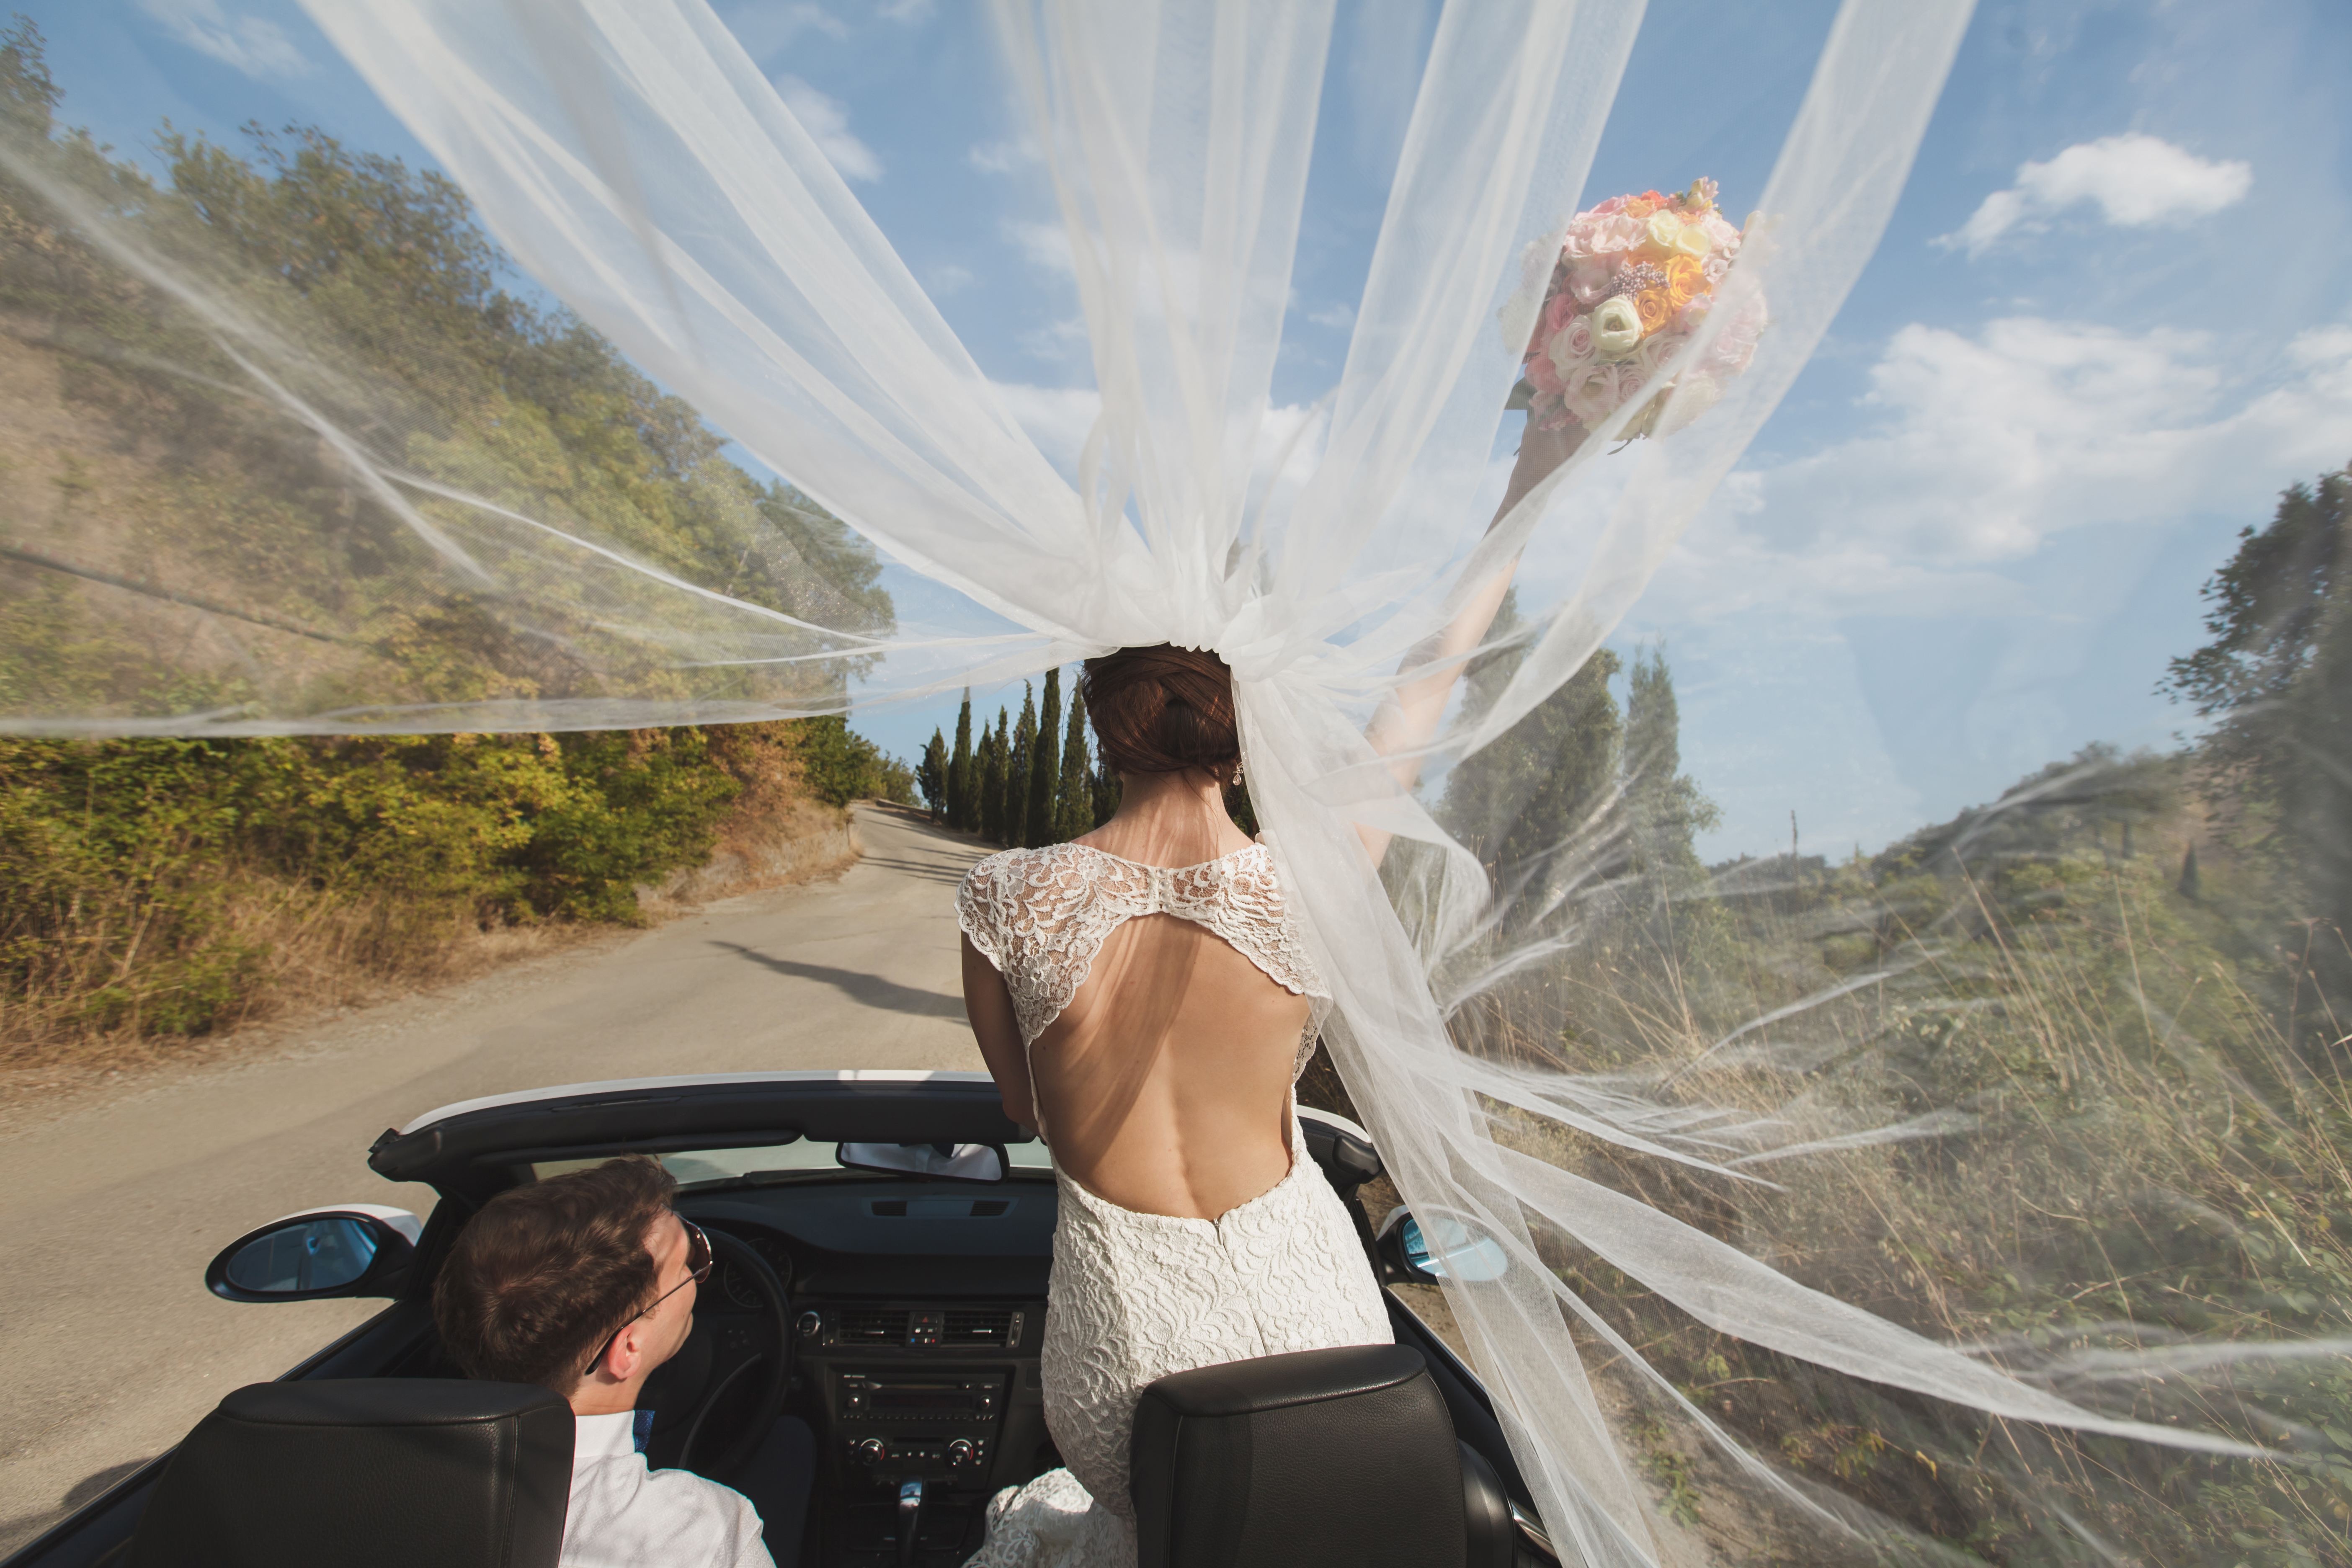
[835,1307,910,1346]
[942,1308,1017,1347]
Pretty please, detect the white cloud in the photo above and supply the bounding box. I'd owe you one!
[1940,134,2251,257]
[1651,316,2352,621]
[773,74,883,182]
[926,262,976,296]
[1307,301,1356,330]
[138,0,307,77]
[875,0,936,21]
[967,137,1042,175]
[1004,219,1074,276]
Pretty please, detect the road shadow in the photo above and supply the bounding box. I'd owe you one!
[711,943,969,1021]
[0,1455,157,1556]
[854,854,970,887]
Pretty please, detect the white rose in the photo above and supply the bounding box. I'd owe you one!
[1591,295,1643,358]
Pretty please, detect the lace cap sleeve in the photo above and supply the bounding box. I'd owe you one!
[956,854,1006,971]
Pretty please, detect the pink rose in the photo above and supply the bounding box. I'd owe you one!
[1635,332,1681,382]
[1547,312,1597,377]
[1568,257,1615,305]
[1589,195,1627,217]
[1552,310,1590,364]
[1700,315,1763,377]
[1700,212,1741,251]
[1701,254,1728,285]
[1560,216,1606,259]
[1540,289,1577,342]
[1592,214,1647,254]
[1562,361,1625,426]
[1525,342,1565,396]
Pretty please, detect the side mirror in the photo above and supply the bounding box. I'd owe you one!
[836,1142,1006,1183]
[205,1206,420,1303]
[1377,1207,1510,1284]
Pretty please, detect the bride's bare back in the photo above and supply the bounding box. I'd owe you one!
[961,770,1313,1220]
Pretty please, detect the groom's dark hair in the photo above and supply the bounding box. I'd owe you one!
[1082,645,1240,784]
[434,1155,676,1392]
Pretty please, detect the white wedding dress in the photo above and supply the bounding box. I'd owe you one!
[954,841,1394,1568]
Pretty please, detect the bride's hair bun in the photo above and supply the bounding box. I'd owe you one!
[1080,646,1240,784]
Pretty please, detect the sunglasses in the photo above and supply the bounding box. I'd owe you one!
[582,1216,711,1379]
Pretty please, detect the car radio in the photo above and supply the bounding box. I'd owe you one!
[834,1371,1009,1480]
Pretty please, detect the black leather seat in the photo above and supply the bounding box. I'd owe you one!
[125,1379,574,1568]
[1130,1344,1515,1568]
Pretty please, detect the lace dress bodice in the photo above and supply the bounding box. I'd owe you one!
[956,842,1331,1120]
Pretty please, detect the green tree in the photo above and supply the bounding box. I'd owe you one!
[918,728,948,820]
[1054,685,1094,841]
[980,709,1009,844]
[1619,646,1726,1010]
[1007,683,1036,848]
[2163,461,2352,1014]
[785,717,914,807]
[1091,761,1123,828]
[1436,592,1624,926]
[1026,668,1062,847]
[0,32,891,720]
[949,689,974,830]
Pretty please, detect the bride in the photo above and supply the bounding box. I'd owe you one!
[957,645,1385,1565]
[953,430,1577,1565]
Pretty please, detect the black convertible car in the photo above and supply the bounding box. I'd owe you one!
[9,1070,1558,1568]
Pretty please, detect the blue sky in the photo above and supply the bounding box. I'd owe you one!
[23,0,2351,860]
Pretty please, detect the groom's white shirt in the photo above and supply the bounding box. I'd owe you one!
[561,1411,773,1568]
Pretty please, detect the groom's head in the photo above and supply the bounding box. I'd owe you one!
[433,1156,699,1405]
[1083,645,1240,786]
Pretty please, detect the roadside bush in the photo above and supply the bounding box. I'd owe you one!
[0,718,901,1054]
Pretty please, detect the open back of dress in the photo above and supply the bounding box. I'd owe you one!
[959,841,1333,1217]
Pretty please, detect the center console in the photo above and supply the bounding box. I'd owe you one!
[800,1299,1049,1566]
[836,1369,1008,1479]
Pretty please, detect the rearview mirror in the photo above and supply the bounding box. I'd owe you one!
[206,1207,420,1303]
[836,1142,1006,1183]
[1377,1207,1510,1284]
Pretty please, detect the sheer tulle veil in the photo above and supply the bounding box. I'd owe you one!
[5,0,2334,1560]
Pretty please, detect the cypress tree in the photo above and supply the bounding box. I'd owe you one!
[1091,765,1122,828]
[1007,683,1036,848]
[1053,686,1093,841]
[1026,668,1062,846]
[980,709,1009,844]
[919,727,949,820]
[948,688,973,830]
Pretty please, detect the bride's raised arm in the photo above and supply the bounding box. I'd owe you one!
[1354,420,1584,864]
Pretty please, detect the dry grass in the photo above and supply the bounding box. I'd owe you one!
[1464,842,2352,1564]
[0,786,864,1086]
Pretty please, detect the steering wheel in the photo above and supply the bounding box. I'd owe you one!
[644,1227,794,1483]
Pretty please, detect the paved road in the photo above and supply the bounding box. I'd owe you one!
[0,805,990,1556]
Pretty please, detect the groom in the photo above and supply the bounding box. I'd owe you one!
[433,1156,813,1568]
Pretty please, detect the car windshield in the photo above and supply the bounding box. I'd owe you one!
[531,1138,1053,1188]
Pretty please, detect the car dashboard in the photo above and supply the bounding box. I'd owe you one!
[678,1175,1060,1564]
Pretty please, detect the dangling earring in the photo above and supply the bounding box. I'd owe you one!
[1231,758,1245,789]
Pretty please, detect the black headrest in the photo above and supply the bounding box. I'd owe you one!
[1130,1345,1466,1568]
[126,1379,574,1568]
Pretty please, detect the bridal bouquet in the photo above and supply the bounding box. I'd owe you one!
[1509,178,1765,439]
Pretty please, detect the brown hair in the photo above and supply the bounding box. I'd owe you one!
[1081,645,1240,783]
[433,1156,677,1392]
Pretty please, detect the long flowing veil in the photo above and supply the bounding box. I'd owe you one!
[4,1,2343,1561]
